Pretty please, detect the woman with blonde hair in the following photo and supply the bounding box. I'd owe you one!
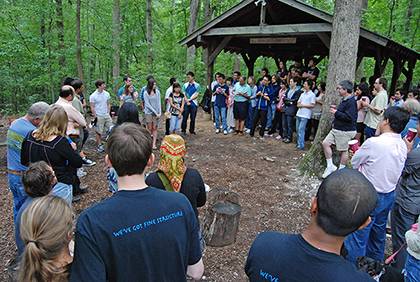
[21,105,83,204]
[19,196,73,282]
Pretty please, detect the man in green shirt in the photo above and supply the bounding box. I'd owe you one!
[362,77,388,139]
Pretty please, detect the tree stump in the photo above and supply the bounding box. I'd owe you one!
[203,188,241,247]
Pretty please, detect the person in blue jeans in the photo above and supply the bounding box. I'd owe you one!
[250,75,271,138]
[212,73,229,135]
[266,75,280,131]
[295,80,316,150]
[7,102,50,223]
[404,216,420,282]
[245,76,257,132]
[344,107,411,263]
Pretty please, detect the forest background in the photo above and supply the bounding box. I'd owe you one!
[0,0,419,115]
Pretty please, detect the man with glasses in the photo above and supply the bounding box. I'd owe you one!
[321,80,358,178]
[117,75,136,99]
[361,77,388,139]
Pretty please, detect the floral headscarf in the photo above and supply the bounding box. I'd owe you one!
[157,134,187,192]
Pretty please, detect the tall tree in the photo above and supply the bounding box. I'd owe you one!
[186,0,200,72]
[112,0,121,93]
[146,0,153,73]
[55,0,65,68]
[202,0,212,85]
[76,0,84,79]
[299,0,364,175]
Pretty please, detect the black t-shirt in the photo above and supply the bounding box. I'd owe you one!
[70,187,202,282]
[21,133,83,184]
[305,66,320,80]
[169,93,185,116]
[245,232,374,282]
[146,168,206,218]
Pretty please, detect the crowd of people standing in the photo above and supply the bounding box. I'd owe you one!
[5,58,420,281]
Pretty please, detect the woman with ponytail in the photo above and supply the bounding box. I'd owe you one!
[18,196,74,282]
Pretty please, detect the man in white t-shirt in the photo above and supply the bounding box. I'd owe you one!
[296,80,316,150]
[89,80,112,152]
[164,77,177,135]
[362,77,388,139]
[210,72,221,124]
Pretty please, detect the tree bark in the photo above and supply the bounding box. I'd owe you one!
[233,55,241,72]
[186,0,200,72]
[298,0,364,176]
[202,0,212,86]
[76,0,84,79]
[146,0,153,73]
[55,0,65,68]
[112,0,121,93]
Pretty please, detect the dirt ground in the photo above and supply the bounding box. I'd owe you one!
[0,111,320,281]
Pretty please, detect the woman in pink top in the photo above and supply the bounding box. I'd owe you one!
[268,79,288,139]
[355,83,371,143]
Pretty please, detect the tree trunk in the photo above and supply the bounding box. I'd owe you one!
[146,0,153,73]
[55,0,65,68]
[202,0,212,85]
[76,0,84,79]
[233,55,241,72]
[112,0,121,93]
[298,0,363,176]
[186,0,200,72]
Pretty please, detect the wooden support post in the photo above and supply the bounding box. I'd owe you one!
[241,52,257,77]
[259,0,267,26]
[390,58,403,95]
[208,36,232,64]
[373,50,382,79]
[205,43,215,89]
[316,33,330,49]
[403,59,416,92]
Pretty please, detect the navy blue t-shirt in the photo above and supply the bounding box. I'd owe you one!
[70,187,202,282]
[245,232,374,282]
[212,83,229,108]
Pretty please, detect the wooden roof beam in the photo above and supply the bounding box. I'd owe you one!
[203,23,331,37]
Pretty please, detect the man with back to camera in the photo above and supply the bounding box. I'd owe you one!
[7,101,50,223]
[245,169,377,281]
[344,106,410,263]
[70,123,204,281]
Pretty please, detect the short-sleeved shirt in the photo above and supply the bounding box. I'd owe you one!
[233,83,252,102]
[182,82,201,107]
[296,90,316,119]
[7,118,36,171]
[245,232,374,282]
[169,93,185,116]
[212,84,229,108]
[364,90,388,129]
[305,66,320,81]
[89,90,110,117]
[70,187,202,282]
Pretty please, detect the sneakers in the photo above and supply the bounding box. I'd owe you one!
[322,165,338,179]
[223,130,228,135]
[215,129,220,134]
[245,129,251,134]
[97,144,105,153]
[82,157,96,167]
[275,135,282,140]
[77,168,87,178]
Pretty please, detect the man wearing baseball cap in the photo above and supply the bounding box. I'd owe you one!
[322,80,358,178]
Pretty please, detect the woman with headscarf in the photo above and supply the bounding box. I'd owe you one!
[146,134,206,250]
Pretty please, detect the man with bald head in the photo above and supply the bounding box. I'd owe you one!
[7,101,50,222]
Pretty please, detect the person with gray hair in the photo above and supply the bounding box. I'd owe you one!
[401,98,420,148]
[322,80,358,178]
[7,101,49,222]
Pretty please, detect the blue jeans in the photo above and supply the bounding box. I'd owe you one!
[246,105,256,129]
[282,114,294,140]
[214,105,227,131]
[8,173,27,223]
[345,191,395,263]
[266,103,276,130]
[365,126,376,139]
[169,115,182,133]
[403,254,420,282]
[52,182,73,206]
[296,116,309,149]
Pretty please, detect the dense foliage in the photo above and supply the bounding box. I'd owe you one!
[0,0,418,114]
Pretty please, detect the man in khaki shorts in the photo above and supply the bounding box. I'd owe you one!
[322,80,358,178]
[90,80,113,152]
